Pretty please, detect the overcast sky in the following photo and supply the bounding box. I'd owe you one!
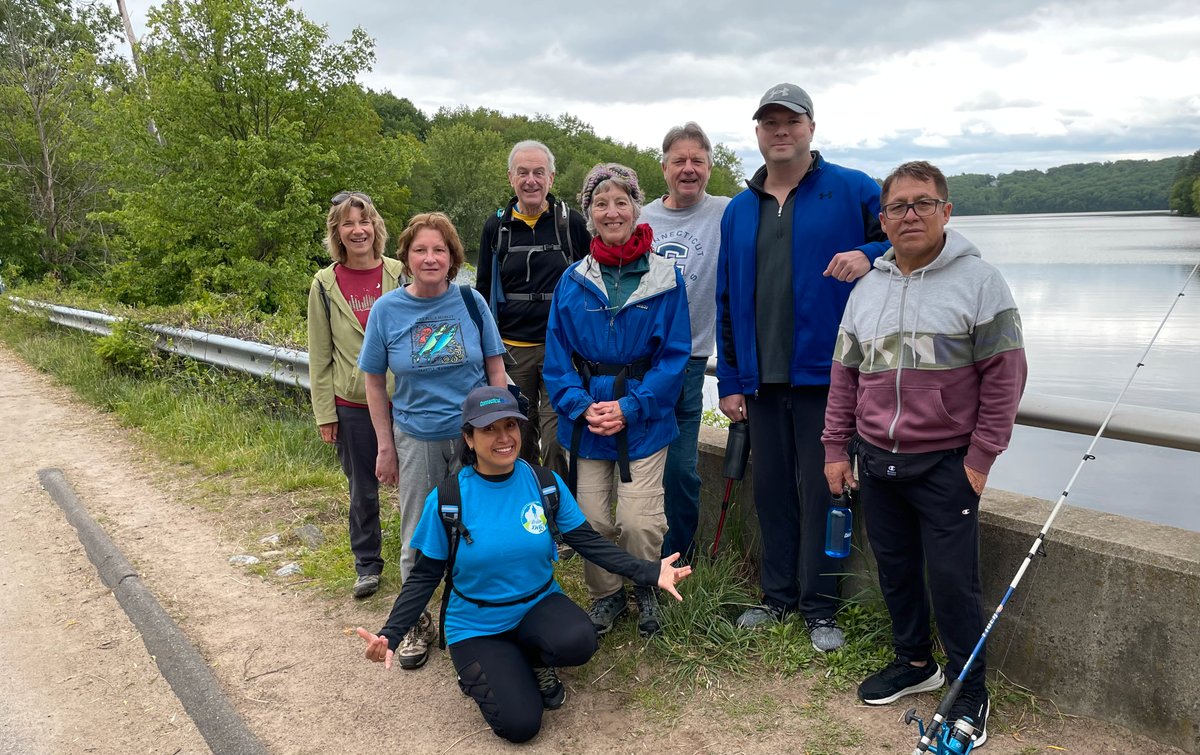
[124,0,1200,179]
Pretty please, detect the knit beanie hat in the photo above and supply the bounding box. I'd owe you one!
[578,163,644,224]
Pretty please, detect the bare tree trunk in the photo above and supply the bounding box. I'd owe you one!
[116,0,164,146]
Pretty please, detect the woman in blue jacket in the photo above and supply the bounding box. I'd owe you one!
[544,163,691,638]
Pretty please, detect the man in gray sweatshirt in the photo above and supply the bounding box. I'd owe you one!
[640,122,731,562]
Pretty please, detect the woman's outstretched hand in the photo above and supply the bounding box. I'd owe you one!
[657,553,693,601]
[356,627,393,669]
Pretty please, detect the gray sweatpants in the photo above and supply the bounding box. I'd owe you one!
[393,427,462,582]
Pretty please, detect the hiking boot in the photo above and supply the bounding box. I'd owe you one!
[948,685,989,749]
[532,666,566,710]
[735,603,786,629]
[806,616,845,652]
[352,573,380,599]
[397,611,433,670]
[587,589,628,636]
[634,586,661,637]
[858,659,945,705]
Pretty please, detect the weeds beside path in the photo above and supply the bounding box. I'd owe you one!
[0,312,1182,755]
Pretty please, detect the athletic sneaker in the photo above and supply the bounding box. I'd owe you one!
[948,686,989,749]
[806,616,846,652]
[634,586,661,637]
[532,666,566,710]
[352,573,380,599]
[858,659,945,705]
[397,611,433,670]
[735,603,787,629]
[587,589,628,635]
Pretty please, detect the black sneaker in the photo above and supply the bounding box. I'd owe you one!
[858,659,945,705]
[532,666,565,710]
[948,686,989,749]
[586,589,628,636]
[634,586,661,637]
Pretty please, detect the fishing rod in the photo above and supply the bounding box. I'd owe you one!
[906,260,1200,755]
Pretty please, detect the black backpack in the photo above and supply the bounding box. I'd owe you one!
[434,461,565,648]
[487,200,575,320]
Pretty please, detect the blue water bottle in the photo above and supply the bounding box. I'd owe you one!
[824,491,853,558]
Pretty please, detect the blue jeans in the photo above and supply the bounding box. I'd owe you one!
[661,356,706,561]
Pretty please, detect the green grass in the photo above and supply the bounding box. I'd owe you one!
[0,308,342,507]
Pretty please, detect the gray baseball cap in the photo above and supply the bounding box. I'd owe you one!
[753,83,814,120]
[461,385,526,428]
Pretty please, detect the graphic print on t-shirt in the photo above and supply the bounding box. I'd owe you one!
[410,316,467,367]
[521,502,547,534]
[653,229,706,284]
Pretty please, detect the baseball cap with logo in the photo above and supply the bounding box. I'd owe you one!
[753,83,814,120]
[461,385,527,428]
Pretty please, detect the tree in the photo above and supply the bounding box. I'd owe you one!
[1168,150,1200,216]
[416,122,510,255]
[368,89,428,139]
[96,0,417,315]
[0,0,124,280]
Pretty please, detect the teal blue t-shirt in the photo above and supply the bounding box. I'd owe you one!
[358,285,504,440]
[410,463,587,645]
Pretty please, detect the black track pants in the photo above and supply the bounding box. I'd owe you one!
[334,405,383,577]
[858,446,987,691]
[746,384,839,617]
[448,592,597,743]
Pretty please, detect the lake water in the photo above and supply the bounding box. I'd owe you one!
[706,211,1200,532]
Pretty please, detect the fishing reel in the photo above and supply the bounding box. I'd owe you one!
[904,708,981,755]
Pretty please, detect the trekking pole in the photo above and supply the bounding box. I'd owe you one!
[909,261,1199,755]
[710,420,750,558]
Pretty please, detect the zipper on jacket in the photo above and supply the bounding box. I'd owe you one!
[887,277,911,450]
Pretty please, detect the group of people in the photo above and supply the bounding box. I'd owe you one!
[307,82,1027,748]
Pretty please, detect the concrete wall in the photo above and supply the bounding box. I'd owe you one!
[695,425,1200,754]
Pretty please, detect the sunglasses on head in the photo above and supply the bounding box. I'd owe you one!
[331,191,373,206]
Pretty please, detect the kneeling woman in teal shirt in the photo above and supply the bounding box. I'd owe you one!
[357,386,691,743]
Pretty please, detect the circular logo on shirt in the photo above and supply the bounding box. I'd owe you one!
[521,502,548,534]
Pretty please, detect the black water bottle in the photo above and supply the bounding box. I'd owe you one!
[722,421,751,480]
[824,491,853,559]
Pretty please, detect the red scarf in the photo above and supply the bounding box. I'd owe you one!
[590,223,653,266]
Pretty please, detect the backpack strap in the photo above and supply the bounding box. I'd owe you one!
[459,284,484,344]
[554,199,574,261]
[524,460,563,545]
[436,474,471,650]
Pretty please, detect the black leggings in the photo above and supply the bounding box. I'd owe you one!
[449,592,597,743]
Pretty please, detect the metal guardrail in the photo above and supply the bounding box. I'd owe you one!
[8,297,311,390]
[8,295,1200,453]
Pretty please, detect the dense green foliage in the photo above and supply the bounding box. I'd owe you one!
[0,0,125,281]
[0,0,740,314]
[946,157,1183,215]
[1168,149,1200,216]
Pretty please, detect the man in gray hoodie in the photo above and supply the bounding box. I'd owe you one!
[822,161,1027,750]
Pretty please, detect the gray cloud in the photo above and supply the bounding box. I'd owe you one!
[956,92,1042,111]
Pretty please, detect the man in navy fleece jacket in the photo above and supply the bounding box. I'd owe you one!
[715,83,889,651]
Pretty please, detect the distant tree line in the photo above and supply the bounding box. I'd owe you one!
[1167,150,1200,217]
[945,157,1184,216]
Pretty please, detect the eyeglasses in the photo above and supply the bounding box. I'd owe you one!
[882,198,945,220]
[331,191,373,206]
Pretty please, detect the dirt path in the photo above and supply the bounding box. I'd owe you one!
[0,346,1184,755]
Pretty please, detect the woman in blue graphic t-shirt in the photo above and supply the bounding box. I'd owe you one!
[357,385,692,744]
[358,212,508,671]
